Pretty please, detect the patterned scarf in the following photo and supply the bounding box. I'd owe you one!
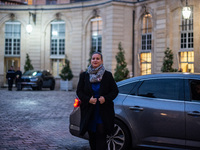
[87,64,105,83]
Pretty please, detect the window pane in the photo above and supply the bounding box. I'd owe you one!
[179,51,194,73]
[190,80,200,101]
[59,39,65,55]
[140,53,151,75]
[52,59,64,77]
[181,7,193,49]
[118,82,137,94]
[142,14,152,34]
[141,32,151,50]
[138,79,183,100]
[188,51,194,62]
[92,21,98,31]
[91,17,102,52]
[99,21,102,31]
[5,22,21,56]
[188,64,194,73]
[51,21,65,56]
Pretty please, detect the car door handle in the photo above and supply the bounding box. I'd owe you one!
[129,106,144,111]
[187,111,200,116]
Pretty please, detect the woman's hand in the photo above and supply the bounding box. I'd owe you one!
[89,96,97,105]
[99,96,105,104]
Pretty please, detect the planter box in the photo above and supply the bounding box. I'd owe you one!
[60,80,73,91]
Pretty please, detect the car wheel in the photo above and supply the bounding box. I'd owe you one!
[107,119,131,150]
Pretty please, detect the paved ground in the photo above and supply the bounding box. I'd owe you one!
[0,87,90,150]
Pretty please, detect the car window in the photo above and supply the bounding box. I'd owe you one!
[138,79,183,100]
[23,71,34,76]
[35,72,42,76]
[189,79,200,102]
[23,71,41,76]
[118,82,137,94]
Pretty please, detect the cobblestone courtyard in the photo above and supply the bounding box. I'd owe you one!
[0,88,89,150]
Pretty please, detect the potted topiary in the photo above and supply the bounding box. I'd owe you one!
[114,42,129,82]
[59,57,73,91]
[24,53,34,72]
[161,47,178,72]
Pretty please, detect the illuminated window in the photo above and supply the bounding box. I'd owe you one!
[141,14,152,51]
[140,53,151,75]
[91,17,102,53]
[179,51,194,73]
[179,7,193,73]
[140,13,152,75]
[5,21,21,56]
[25,0,33,5]
[51,59,65,77]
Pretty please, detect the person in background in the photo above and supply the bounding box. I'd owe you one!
[76,52,119,150]
[15,67,22,91]
[6,66,16,91]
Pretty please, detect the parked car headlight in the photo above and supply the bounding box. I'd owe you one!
[30,78,38,82]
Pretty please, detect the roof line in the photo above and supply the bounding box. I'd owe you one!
[0,0,148,11]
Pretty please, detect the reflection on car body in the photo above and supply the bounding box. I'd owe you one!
[69,73,200,150]
[21,70,55,91]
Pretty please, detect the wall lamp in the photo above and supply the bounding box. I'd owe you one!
[26,12,36,33]
[182,0,191,19]
[142,4,150,17]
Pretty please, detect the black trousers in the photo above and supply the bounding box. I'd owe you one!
[8,79,13,90]
[88,124,107,150]
[15,79,21,90]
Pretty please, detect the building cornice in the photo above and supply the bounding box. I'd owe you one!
[0,0,149,11]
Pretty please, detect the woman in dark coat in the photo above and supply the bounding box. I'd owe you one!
[76,52,119,150]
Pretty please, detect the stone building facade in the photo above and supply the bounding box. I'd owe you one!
[0,0,199,88]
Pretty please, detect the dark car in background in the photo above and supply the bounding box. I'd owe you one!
[21,70,55,90]
[69,73,200,150]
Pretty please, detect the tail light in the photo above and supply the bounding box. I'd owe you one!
[74,98,81,108]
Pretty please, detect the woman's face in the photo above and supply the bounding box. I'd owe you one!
[91,54,103,68]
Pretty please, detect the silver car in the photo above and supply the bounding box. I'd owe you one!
[69,73,200,149]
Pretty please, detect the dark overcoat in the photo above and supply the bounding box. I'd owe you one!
[76,70,119,136]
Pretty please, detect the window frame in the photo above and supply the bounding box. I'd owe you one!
[91,17,102,53]
[136,78,184,101]
[118,81,139,95]
[4,21,21,57]
[180,6,193,51]
[51,58,65,78]
[179,51,194,73]
[50,20,65,77]
[140,13,152,75]
[140,52,151,75]
[141,14,152,51]
[179,7,194,73]
[50,21,65,59]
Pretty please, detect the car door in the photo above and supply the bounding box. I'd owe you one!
[185,79,200,148]
[123,78,185,146]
